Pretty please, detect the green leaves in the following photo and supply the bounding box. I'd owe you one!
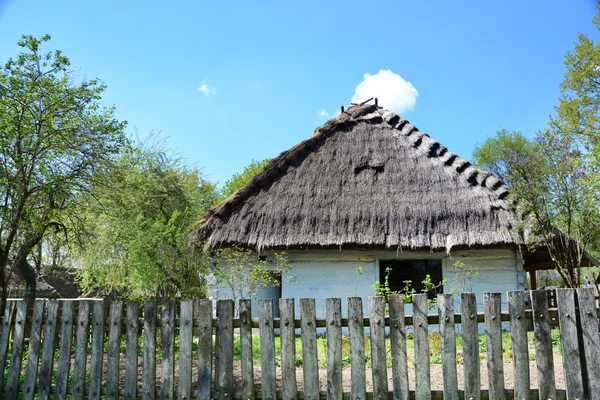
[0,34,126,299]
[74,144,217,299]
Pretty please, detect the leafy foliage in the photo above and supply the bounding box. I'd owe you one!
[218,158,270,202]
[0,34,126,300]
[210,246,292,308]
[75,143,217,299]
[371,266,446,307]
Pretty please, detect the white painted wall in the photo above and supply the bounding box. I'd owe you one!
[210,247,527,329]
[279,248,525,318]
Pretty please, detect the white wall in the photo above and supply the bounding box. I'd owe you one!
[278,248,525,318]
[210,247,526,328]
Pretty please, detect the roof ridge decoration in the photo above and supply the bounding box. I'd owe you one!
[192,103,516,251]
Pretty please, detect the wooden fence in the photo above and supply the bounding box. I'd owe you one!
[0,289,599,399]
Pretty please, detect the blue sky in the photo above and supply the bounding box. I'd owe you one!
[0,0,599,186]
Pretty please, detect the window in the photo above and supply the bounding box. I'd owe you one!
[379,260,443,299]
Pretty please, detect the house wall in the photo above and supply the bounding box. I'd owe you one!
[210,247,526,325]
[277,248,525,318]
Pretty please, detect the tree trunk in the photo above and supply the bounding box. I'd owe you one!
[16,254,36,300]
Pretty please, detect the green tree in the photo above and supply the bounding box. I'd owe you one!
[473,126,600,287]
[75,144,217,299]
[218,158,270,202]
[210,246,291,312]
[0,35,126,303]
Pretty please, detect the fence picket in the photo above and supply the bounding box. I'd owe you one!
[37,300,58,400]
[161,300,176,400]
[89,300,105,400]
[507,291,530,400]
[107,301,123,400]
[216,299,234,400]
[125,301,140,400]
[240,299,255,400]
[0,301,16,394]
[484,292,504,400]
[369,296,388,400]
[413,294,431,400]
[179,300,194,400]
[531,290,556,400]
[460,293,480,400]
[301,298,319,400]
[5,300,28,400]
[348,297,366,400]
[197,299,213,400]
[556,289,584,400]
[72,300,90,400]
[438,294,458,400]
[577,287,600,399]
[388,294,409,400]
[21,299,45,400]
[56,301,75,400]
[142,300,157,400]
[259,299,277,400]
[326,298,342,400]
[280,298,298,400]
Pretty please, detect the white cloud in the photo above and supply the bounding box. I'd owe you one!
[351,70,418,113]
[197,81,216,96]
[317,109,341,119]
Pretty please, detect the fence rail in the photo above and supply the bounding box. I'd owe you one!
[0,289,599,399]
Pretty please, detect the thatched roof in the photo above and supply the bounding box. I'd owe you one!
[192,103,522,252]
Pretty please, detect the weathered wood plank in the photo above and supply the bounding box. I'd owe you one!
[556,289,584,400]
[326,298,342,400]
[388,294,409,400]
[259,299,277,400]
[0,301,16,395]
[217,299,234,400]
[197,299,213,400]
[280,298,298,400]
[21,299,45,400]
[72,300,90,400]
[89,300,105,400]
[5,300,28,400]
[37,300,58,400]
[531,290,556,400]
[437,294,458,400]
[142,300,157,400]
[577,287,600,399]
[369,296,388,400]
[125,301,140,400]
[460,293,480,400]
[301,298,319,400]
[507,291,529,400]
[348,297,366,400]
[55,300,75,400]
[107,301,123,400]
[161,300,176,400]
[484,292,504,400]
[179,300,194,400]
[240,299,255,400]
[412,294,430,400]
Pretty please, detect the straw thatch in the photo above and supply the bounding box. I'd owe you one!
[192,103,522,252]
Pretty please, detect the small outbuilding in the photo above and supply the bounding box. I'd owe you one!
[191,102,552,315]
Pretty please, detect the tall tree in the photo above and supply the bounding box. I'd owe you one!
[0,35,126,303]
[75,144,217,299]
[218,158,270,202]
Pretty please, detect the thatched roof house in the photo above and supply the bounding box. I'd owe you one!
[192,102,549,314]
[193,103,519,252]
